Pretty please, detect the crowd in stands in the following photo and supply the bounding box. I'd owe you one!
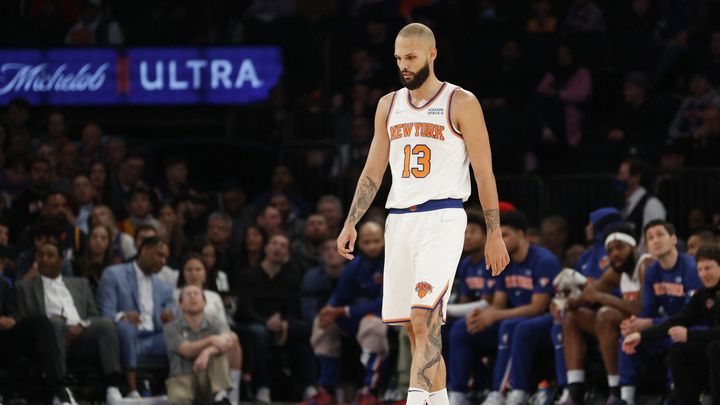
[1,95,720,404]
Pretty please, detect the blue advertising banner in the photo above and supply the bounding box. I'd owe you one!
[0,47,283,105]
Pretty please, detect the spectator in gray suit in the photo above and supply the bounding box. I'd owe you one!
[16,241,125,404]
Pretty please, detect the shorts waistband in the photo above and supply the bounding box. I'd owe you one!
[389,198,463,214]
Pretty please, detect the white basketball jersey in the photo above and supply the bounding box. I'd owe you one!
[385,82,471,209]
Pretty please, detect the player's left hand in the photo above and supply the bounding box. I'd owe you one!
[485,231,510,276]
[668,326,688,343]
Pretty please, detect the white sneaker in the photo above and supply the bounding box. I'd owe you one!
[449,391,470,405]
[256,387,271,403]
[106,387,123,405]
[481,391,504,405]
[506,390,528,405]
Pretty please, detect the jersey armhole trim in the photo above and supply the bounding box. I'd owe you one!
[385,91,398,128]
[446,87,463,138]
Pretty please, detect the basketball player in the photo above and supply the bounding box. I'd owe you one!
[337,23,510,405]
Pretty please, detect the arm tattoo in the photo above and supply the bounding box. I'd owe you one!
[484,208,500,233]
[346,175,378,225]
[416,308,443,389]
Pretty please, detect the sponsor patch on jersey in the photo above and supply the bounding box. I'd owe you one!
[415,281,433,299]
[428,107,444,115]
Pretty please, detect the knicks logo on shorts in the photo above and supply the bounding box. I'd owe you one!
[415,282,433,299]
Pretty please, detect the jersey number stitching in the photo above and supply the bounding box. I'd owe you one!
[402,144,431,178]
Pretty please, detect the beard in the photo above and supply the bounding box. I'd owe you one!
[399,61,430,90]
[613,254,637,275]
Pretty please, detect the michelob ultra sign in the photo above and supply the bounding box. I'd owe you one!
[0,47,282,105]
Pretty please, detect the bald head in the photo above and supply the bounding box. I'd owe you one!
[395,23,437,90]
[396,23,436,48]
[358,221,384,259]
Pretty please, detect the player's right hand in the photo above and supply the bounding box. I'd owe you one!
[337,224,357,260]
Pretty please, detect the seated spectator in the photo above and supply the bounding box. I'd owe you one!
[687,229,715,257]
[252,164,312,218]
[74,224,113,292]
[158,202,190,270]
[97,237,176,397]
[300,239,347,323]
[206,212,239,283]
[12,158,52,232]
[109,153,145,219]
[154,155,189,204]
[540,214,569,260]
[269,191,305,240]
[0,250,74,404]
[89,204,136,263]
[78,123,104,169]
[560,225,646,404]
[527,44,592,173]
[88,160,112,205]
[526,0,557,34]
[316,195,344,238]
[198,239,231,295]
[617,220,702,405]
[117,187,160,238]
[16,241,124,403]
[133,224,178,289]
[175,255,228,326]
[15,218,73,281]
[235,233,314,403]
[604,72,666,164]
[563,0,606,34]
[667,70,720,151]
[72,174,95,234]
[308,222,386,404]
[174,256,242,404]
[220,181,253,245]
[623,244,720,404]
[293,213,331,270]
[255,205,284,237]
[165,285,237,405]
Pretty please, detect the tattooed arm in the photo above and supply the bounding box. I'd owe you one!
[337,93,393,260]
[453,89,510,276]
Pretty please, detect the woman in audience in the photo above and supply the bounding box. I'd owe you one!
[74,223,113,292]
[88,160,112,204]
[175,253,228,325]
[88,204,136,262]
[158,202,190,269]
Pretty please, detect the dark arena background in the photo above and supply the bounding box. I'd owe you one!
[0,1,719,405]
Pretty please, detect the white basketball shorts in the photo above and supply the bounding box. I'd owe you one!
[382,199,467,325]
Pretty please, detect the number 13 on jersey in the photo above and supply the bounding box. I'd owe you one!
[402,144,431,178]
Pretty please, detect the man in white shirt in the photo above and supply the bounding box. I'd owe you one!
[616,158,666,238]
[16,242,124,404]
[97,236,176,397]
